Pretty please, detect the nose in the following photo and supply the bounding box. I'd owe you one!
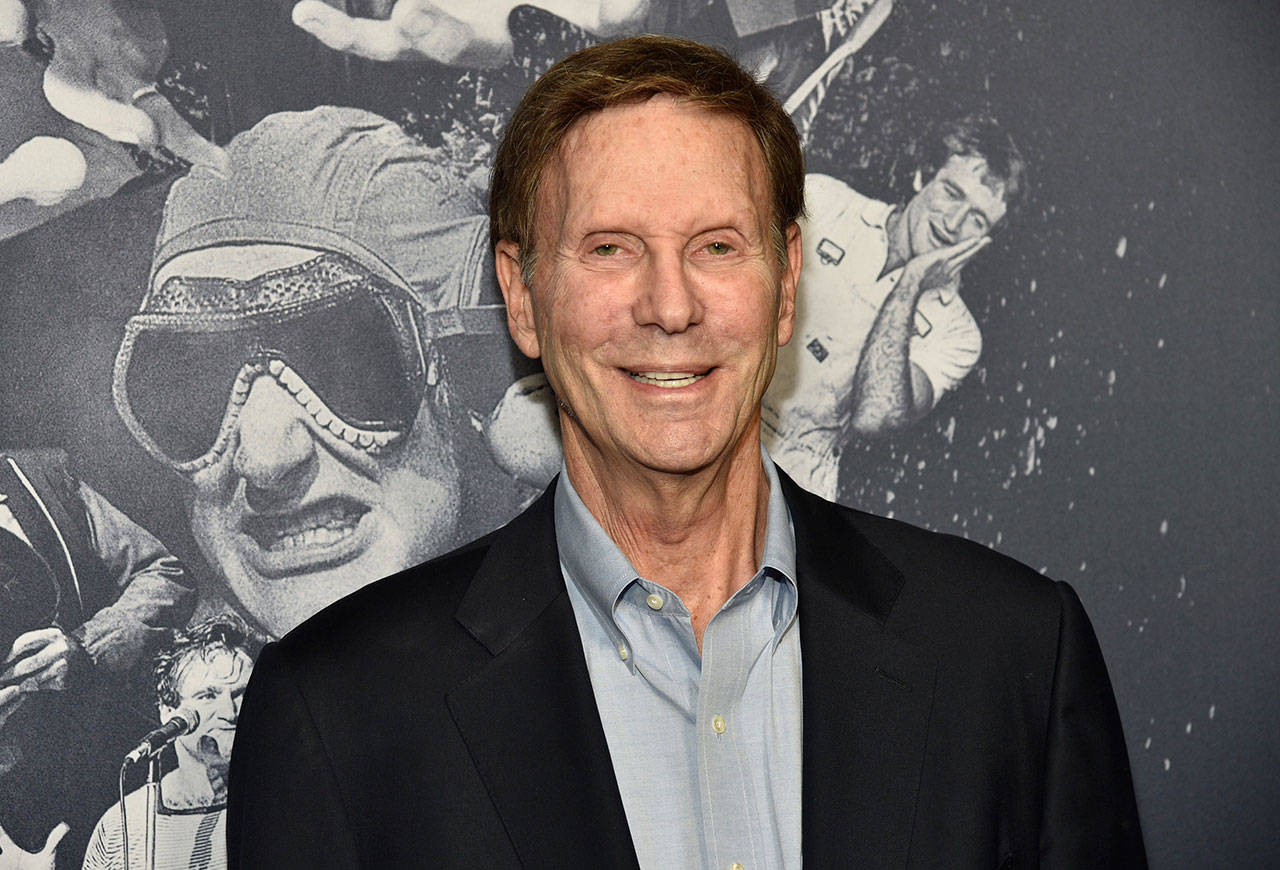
[231,376,317,510]
[633,249,704,334]
[943,202,968,235]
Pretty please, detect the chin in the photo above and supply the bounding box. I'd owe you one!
[629,428,737,476]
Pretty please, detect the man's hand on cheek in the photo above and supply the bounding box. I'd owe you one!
[902,235,990,295]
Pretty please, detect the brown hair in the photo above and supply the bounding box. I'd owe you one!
[489,35,805,279]
[925,114,1028,215]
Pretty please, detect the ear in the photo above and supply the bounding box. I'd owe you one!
[159,703,176,724]
[776,222,802,348]
[494,240,542,360]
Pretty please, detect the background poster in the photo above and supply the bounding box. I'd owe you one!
[0,0,1275,866]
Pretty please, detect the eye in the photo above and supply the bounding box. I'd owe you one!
[971,214,989,234]
[593,243,619,256]
[705,241,733,255]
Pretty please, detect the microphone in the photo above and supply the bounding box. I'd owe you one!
[123,708,200,765]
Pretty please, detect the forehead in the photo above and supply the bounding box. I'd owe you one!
[935,154,1008,201]
[541,96,770,233]
[174,647,252,696]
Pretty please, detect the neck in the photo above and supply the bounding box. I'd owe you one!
[563,420,771,648]
[883,205,910,274]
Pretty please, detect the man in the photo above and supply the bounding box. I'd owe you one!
[0,448,193,863]
[83,616,257,869]
[229,36,1144,867]
[763,115,1027,499]
[112,105,514,640]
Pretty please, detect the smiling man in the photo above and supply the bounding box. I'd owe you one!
[765,115,1025,498]
[229,37,1143,868]
[113,106,491,638]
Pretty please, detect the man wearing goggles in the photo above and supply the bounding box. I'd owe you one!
[115,106,497,638]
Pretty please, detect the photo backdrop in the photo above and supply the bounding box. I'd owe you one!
[0,0,1275,866]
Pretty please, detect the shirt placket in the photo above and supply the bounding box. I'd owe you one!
[695,581,771,870]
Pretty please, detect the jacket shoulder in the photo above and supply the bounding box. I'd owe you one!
[786,480,1068,654]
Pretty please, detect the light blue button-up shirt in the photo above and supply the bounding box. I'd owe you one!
[557,449,802,870]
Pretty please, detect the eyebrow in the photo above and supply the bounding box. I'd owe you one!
[944,179,995,225]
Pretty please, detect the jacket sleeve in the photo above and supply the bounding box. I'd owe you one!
[228,641,362,869]
[74,481,195,672]
[1039,581,1147,868]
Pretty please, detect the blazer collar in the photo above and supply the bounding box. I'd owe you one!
[453,479,566,656]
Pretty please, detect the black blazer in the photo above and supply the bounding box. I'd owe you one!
[227,472,1145,868]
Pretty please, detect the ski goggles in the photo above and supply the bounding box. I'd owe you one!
[113,254,430,474]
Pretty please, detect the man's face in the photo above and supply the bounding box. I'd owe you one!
[902,153,1008,259]
[173,248,462,638]
[498,96,800,478]
[189,382,459,638]
[161,646,253,763]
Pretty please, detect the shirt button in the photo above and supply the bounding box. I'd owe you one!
[645,593,664,611]
[731,863,745,870]
[617,643,629,661]
[712,715,726,734]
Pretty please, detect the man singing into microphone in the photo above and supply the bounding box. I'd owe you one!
[82,617,257,870]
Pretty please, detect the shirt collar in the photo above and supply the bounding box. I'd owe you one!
[933,281,961,304]
[859,196,897,230]
[555,445,798,643]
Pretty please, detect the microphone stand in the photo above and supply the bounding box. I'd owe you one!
[143,755,161,870]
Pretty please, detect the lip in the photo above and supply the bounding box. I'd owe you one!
[622,366,715,391]
[239,496,375,578]
[928,221,955,248]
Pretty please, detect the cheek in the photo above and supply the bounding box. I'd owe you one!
[378,471,457,537]
[188,489,233,560]
[376,426,462,556]
[537,287,617,382]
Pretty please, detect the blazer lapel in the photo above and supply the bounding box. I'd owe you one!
[783,473,938,868]
[447,480,640,869]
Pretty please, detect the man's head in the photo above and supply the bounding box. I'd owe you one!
[899,114,1027,260]
[491,36,804,479]
[114,107,493,637]
[154,616,259,766]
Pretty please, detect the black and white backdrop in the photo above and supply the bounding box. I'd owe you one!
[0,0,1275,867]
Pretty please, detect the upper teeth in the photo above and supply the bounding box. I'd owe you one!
[630,371,704,388]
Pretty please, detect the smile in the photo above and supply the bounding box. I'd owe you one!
[240,497,374,576]
[628,370,708,388]
[243,498,368,551]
